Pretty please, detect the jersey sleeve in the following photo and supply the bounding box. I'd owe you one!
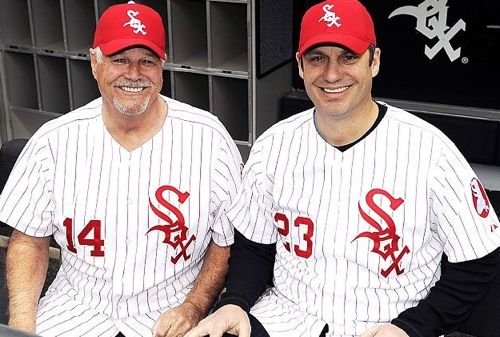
[226,140,279,244]
[209,134,243,246]
[0,136,55,237]
[429,142,500,263]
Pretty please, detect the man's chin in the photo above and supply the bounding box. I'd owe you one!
[113,99,148,116]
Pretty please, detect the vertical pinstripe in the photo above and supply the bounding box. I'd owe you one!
[226,102,500,337]
[0,96,242,337]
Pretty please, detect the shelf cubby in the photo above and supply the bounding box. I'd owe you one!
[63,0,96,56]
[209,2,248,73]
[212,76,249,142]
[169,0,208,68]
[30,0,65,53]
[172,71,209,112]
[4,51,38,110]
[37,55,70,113]
[0,0,32,48]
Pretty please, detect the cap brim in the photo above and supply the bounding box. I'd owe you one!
[99,38,166,59]
[298,33,371,58]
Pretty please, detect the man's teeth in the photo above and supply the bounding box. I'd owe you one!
[121,86,144,93]
[323,86,349,93]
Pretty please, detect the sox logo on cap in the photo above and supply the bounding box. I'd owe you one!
[318,4,342,28]
[123,9,147,35]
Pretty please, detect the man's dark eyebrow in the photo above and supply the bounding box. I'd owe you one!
[303,43,360,57]
[303,49,326,57]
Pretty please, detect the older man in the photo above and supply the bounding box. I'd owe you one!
[0,2,242,337]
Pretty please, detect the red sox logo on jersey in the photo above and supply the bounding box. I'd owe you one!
[470,178,490,218]
[147,185,196,264]
[353,188,410,278]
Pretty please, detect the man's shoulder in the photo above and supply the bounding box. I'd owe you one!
[256,108,314,144]
[33,98,103,140]
[380,101,464,157]
[381,101,446,136]
[165,96,232,135]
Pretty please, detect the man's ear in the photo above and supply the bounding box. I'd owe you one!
[296,52,304,79]
[371,48,381,78]
[89,49,98,80]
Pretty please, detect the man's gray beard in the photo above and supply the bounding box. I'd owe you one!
[112,97,150,116]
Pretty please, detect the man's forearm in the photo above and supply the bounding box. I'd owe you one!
[6,230,50,332]
[392,247,500,337]
[215,230,276,312]
[184,240,230,316]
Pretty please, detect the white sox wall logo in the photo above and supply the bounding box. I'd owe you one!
[147,185,196,264]
[389,0,466,62]
[353,188,410,278]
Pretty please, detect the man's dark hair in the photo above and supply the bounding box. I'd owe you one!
[368,44,376,66]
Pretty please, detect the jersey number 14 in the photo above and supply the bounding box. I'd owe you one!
[63,217,105,257]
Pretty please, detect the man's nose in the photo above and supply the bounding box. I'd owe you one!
[126,62,142,79]
[323,60,342,82]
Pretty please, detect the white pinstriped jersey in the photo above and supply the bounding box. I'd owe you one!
[0,96,242,337]
[226,102,500,337]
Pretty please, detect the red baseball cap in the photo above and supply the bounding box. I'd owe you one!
[297,0,376,58]
[93,1,166,59]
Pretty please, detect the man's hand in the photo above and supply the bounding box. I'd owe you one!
[152,301,203,337]
[359,323,410,337]
[184,304,251,337]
